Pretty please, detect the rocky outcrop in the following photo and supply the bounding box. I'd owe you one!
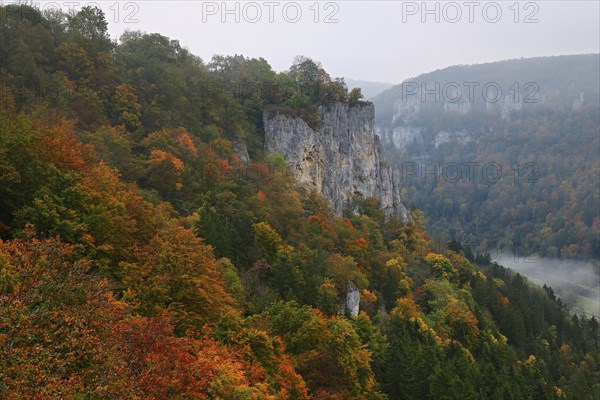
[263,103,411,222]
[378,126,424,150]
[339,281,360,317]
[233,138,250,163]
[434,129,473,148]
[572,92,585,111]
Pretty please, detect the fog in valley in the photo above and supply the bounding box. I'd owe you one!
[494,253,600,318]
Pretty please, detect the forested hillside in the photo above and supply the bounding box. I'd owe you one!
[0,5,598,399]
[374,55,600,260]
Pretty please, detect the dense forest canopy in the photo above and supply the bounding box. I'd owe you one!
[0,5,598,399]
[374,55,600,261]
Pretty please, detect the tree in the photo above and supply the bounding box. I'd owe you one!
[112,83,142,132]
[68,6,109,42]
[145,149,185,198]
[121,218,237,331]
[349,87,364,105]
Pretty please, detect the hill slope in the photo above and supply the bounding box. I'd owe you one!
[374,54,600,260]
[0,6,598,399]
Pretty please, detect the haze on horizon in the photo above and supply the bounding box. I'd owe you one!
[30,0,600,84]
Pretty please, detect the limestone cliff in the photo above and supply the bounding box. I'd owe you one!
[340,281,360,317]
[263,103,411,222]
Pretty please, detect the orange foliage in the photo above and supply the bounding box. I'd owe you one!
[37,119,89,172]
[0,233,307,399]
[125,220,236,326]
[498,293,510,307]
[147,149,185,192]
[177,132,198,156]
[79,163,156,258]
[392,296,421,320]
[308,214,334,233]
[346,237,369,252]
[111,313,252,399]
[444,298,480,347]
[361,289,378,314]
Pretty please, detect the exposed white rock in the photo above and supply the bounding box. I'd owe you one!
[434,130,473,147]
[264,103,412,222]
[233,138,250,163]
[443,101,472,114]
[379,126,424,150]
[501,94,523,118]
[339,281,360,317]
[573,92,585,111]
[392,96,420,125]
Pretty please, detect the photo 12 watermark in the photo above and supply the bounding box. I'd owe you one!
[400,1,540,24]
[197,160,288,183]
[0,77,62,104]
[200,1,340,23]
[0,1,139,24]
[401,81,540,104]
[399,161,540,184]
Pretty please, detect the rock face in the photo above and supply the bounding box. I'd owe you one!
[378,126,424,150]
[263,103,411,222]
[434,129,473,148]
[339,281,360,317]
[233,138,250,163]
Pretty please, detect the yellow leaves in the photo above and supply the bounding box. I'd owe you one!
[146,149,185,194]
[143,127,198,161]
[124,221,237,326]
[210,136,233,156]
[425,252,459,282]
[113,83,142,132]
[320,278,337,293]
[522,354,538,369]
[385,257,407,271]
[473,270,487,281]
[361,289,377,304]
[360,289,377,315]
[253,221,283,262]
[425,252,451,268]
[443,297,480,347]
[325,253,368,293]
[0,80,16,113]
[58,42,94,81]
[392,296,421,320]
[384,256,413,296]
[492,277,506,290]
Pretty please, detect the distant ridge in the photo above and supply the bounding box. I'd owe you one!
[344,78,395,100]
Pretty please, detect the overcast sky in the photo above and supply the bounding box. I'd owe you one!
[35,1,600,83]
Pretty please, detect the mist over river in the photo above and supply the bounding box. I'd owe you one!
[494,253,600,318]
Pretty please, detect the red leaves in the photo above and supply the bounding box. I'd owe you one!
[308,214,334,233]
[346,237,369,253]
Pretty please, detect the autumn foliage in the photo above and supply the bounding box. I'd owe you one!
[0,6,598,399]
